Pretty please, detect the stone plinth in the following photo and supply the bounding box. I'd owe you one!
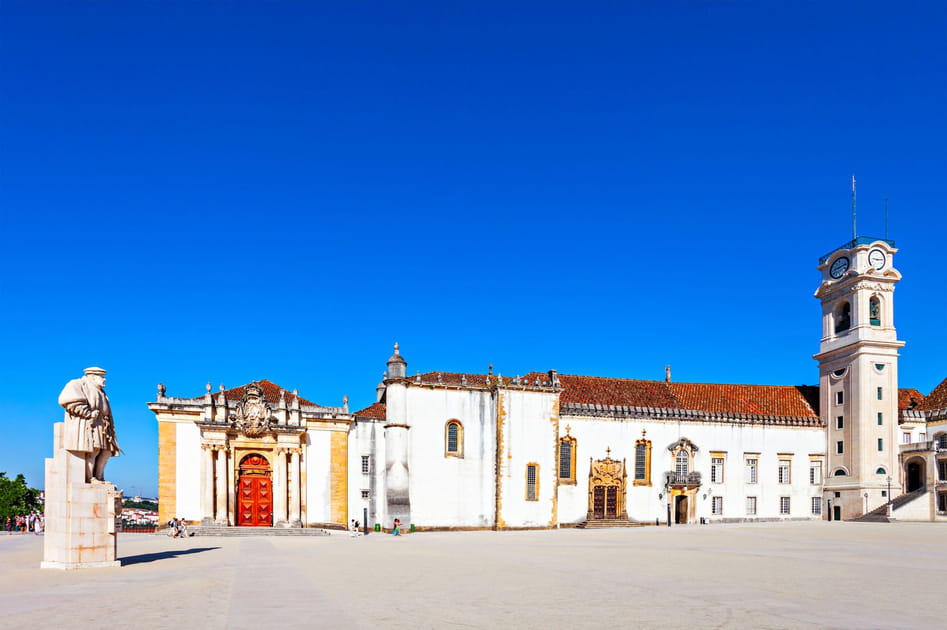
[41,422,122,570]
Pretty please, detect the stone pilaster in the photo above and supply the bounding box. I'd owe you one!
[274,448,289,527]
[289,449,302,527]
[214,446,229,525]
[201,444,214,524]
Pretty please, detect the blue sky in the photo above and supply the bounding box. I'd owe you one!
[2,1,945,497]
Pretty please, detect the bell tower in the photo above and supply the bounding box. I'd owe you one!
[814,237,904,519]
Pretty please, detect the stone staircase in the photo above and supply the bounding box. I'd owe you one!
[172,525,332,537]
[851,487,927,522]
[576,518,645,529]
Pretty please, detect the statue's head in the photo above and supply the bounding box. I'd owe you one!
[84,366,107,388]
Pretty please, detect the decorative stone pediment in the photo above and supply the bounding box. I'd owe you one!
[589,450,626,487]
[667,437,698,454]
[231,383,273,437]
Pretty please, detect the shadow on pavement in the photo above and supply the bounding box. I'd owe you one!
[121,546,221,566]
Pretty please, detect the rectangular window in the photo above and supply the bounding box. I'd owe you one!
[526,464,538,501]
[836,416,844,429]
[634,443,647,480]
[745,458,758,484]
[746,496,757,516]
[361,456,370,474]
[903,433,911,444]
[711,456,725,483]
[877,412,883,426]
[780,497,791,515]
[837,441,844,454]
[939,493,947,514]
[811,497,822,515]
[939,461,947,481]
[559,441,572,480]
[360,490,369,499]
[810,461,822,485]
[778,460,791,484]
[878,438,883,452]
[712,496,723,515]
[877,387,883,400]
[836,391,844,405]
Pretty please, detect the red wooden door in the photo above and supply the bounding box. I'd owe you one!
[238,474,272,526]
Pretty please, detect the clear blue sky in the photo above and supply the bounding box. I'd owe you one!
[2,2,945,497]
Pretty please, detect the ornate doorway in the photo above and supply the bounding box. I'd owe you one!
[587,450,627,521]
[675,495,688,524]
[237,454,273,526]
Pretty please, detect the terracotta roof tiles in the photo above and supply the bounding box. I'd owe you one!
[917,378,947,412]
[354,402,387,419]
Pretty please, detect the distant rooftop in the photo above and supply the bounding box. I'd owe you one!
[819,236,895,264]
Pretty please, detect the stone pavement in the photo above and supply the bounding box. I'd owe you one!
[0,521,943,629]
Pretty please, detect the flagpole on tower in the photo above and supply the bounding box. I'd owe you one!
[851,174,857,240]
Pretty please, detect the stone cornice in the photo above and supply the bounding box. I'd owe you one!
[560,402,823,428]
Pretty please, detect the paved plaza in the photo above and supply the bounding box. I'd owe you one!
[0,521,942,629]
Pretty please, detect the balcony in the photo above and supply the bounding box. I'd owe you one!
[665,471,702,488]
[901,441,934,454]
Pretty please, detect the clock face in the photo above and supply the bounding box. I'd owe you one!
[868,248,886,270]
[829,256,850,279]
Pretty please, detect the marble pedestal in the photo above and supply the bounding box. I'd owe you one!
[41,422,123,570]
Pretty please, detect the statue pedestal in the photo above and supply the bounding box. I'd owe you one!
[41,422,122,570]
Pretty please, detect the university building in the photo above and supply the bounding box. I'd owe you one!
[149,237,947,528]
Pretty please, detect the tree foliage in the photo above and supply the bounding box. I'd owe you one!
[0,472,42,518]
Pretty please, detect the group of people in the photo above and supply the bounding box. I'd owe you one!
[348,518,403,536]
[166,517,189,538]
[4,512,44,535]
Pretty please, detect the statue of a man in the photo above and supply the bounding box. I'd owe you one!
[58,367,120,482]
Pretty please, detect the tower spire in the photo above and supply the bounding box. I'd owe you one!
[851,174,857,240]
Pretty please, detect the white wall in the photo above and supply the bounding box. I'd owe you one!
[401,385,497,527]
[558,414,825,524]
[304,428,332,524]
[497,388,558,528]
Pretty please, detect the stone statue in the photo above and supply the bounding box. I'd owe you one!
[58,367,120,482]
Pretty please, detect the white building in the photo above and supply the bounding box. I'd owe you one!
[148,237,945,528]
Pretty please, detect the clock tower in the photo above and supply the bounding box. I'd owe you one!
[814,237,904,519]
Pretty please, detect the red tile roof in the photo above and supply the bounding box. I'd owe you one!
[354,402,387,419]
[898,388,926,412]
[405,372,520,387]
[187,379,318,407]
[552,373,819,418]
[917,378,947,412]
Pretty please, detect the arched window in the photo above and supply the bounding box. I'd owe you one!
[876,467,887,475]
[834,468,847,476]
[835,302,851,333]
[634,438,652,486]
[445,420,463,458]
[559,435,577,484]
[869,296,881,326]
[676,450,689,475]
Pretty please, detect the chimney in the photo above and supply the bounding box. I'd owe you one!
[665,365,672,383]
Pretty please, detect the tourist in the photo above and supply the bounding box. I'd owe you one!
[177,518,188,538]
[33,513,43,535]
[392,518,401,536]
[5,516,11,534]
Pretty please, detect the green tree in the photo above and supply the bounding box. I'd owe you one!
[0,473,42,518]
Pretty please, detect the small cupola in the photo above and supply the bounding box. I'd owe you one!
[386,342,407,379]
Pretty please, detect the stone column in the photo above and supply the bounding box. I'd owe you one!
[289,449,302,527]
[274,448,288,527]
[215,447,229,525]
[201,445,214,524]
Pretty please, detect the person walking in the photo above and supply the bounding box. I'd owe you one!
[392,518,401,536]
[5,516,11,535]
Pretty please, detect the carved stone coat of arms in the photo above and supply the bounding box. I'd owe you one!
[231,383,273,437]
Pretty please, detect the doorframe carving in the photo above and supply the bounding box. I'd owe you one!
[586,451,627,520]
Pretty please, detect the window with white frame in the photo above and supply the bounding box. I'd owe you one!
[746,496,757,516]
[903,432,911,444]
[810,461,822,485]
[836,415,844,429]
[836,391,844,405]
[711,456,725,483]
[780,497,791,515]
[361,456,370,474]
[938,434,947,450]
[811,497,822,515]
[675,450,689,475]
[745,457,758,484]
[778,459,791,484]
[712,496,723,515]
